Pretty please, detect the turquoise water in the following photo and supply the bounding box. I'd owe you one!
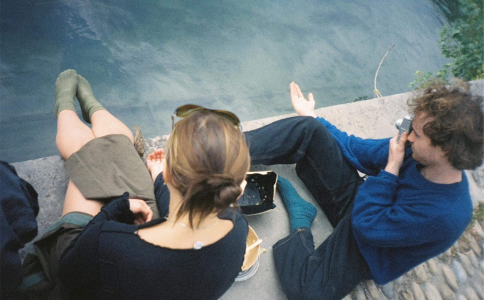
[1,0,453,162]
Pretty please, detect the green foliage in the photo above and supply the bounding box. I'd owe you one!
[353,95,369,102]
[473,202,484,223]
[410,0,484,89]
[440,0,484,80]
[409,68,450,90]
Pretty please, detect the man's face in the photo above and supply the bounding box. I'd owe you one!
[407,113,447,167]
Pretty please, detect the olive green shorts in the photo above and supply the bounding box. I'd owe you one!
[64,134,159,218]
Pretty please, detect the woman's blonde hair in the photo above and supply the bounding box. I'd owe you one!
[166,110,250,228]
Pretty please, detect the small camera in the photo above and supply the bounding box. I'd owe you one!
[395,115,413,144]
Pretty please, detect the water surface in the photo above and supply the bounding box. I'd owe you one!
[1,0,452,162]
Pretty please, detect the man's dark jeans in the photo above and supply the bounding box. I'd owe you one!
[245,116,371,300]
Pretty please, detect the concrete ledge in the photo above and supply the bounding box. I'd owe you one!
[13,80,484,300]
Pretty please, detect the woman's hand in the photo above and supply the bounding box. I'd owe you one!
[146,149,165,182]
[385,132,408,176]
[290,82,317,118]
[129,199,153,225]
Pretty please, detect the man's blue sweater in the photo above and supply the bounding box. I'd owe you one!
[317,117,473,285]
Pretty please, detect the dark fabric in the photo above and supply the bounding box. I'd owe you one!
[154,173,170,218]
[0,161,39,298]
[246,117,368,299]
[58,191,248,300]
[273,216,370,300]
[29,212,93,300]
[246,117,363,227]
[65,134,159,219]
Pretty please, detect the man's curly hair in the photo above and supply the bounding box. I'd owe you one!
[409,79,483,170]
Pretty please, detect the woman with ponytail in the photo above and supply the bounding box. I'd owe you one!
[33,70,250,300]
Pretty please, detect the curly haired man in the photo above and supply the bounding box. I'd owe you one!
[246,80,483,300]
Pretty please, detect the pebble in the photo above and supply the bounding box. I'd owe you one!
[468,252,479,268]
[470,282,484,300]
[365,280,380,299]
[468,236,482,257]
[452,260,468,283]
[458,253,475,277]
[414,264,427,282]
[478,272,484,286]
[424,283,443,300]
[354,285,367,300]
[465,287,479,300]
[412,282,425,300]
[394,276,405,285]
[427,259,438,275]
[459,296,468,300]
[442,265,459,291]
[381,282,395,299]
[438,283,455,300]
[400,289,414,300]
[480,261,484,273]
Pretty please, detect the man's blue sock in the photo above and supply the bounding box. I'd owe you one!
[277,176,317,232]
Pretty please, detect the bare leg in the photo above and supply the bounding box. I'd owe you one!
[56,110,95,159]
[56,110,103,217]
[91,110,134,143]
[62,180,103,216]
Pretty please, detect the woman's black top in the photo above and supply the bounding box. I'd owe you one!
[58,192,248,300]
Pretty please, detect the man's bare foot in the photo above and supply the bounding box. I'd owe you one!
[146,149,165,182]
[54,70,78,117]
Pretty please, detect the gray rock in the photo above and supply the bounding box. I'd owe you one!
[458,253,475,277]
[478,273,484,288]
[354,285,367,300]
[365,280,380,300]
[452,260,468,283]
[465,287,479,300]
[468,252,479,268]
[381,282,395,299]
[480,261,484,273]
[427,259,438,275]
[470,282,484,300]
[442,265,459,291]
[459,296,469,300]
[424,283,443,300]
[394,276,405,285]
[400,289,414,300]
[412,282,425,300]
[438,283,455,300]
[413,264,427,282]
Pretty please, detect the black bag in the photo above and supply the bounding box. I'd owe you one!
[237,171,277,215]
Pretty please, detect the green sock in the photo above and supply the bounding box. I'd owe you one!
[277,176,317,232]
[76,75,105,123]
[54,70,78,117]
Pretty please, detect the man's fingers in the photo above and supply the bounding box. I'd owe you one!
[290,82,298,101]
[308,93,315,103]
[399,132,408,146]
[295,83,304,99]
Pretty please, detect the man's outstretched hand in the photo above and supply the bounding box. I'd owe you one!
[290,82,317,118]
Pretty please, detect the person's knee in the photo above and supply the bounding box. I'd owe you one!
[56,134,93,159]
